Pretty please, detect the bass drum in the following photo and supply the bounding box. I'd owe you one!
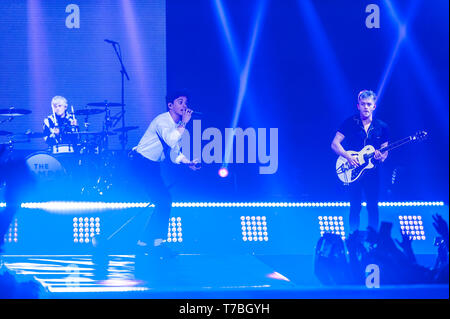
[26,152,66,182]
[25,151,79,200]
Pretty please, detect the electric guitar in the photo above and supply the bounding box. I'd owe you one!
[335,130,427,185]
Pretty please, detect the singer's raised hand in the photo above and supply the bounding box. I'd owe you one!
[182,108,193,124]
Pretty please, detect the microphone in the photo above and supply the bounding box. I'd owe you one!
[104,39,119,45]
[183,108,202,116]
[186,107,202,116]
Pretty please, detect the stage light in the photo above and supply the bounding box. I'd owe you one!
[21,201,153,211]
[15,201,446,210]
[318,216,345,240]
[378,201,444,207]
[398,215,425,240]
[241,216,268,242]
[218,167,229,178]
[167,217,182,243]
[3,219,18,243]
[73,217,101,244]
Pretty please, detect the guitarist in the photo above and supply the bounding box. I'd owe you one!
[331,90,389,232]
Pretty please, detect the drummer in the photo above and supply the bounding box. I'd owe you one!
[43,95,79,147]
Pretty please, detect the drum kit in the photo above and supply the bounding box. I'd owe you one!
[0,102,139,198]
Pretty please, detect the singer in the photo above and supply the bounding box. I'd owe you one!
[130,90,200,256]
[42,95,79,147]
[330,90,389,232]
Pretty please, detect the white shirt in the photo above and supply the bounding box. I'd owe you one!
[133,112,187,164]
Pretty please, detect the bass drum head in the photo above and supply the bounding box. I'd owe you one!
[26,152,66,182]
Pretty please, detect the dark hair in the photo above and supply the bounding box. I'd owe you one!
[165,89,190,105]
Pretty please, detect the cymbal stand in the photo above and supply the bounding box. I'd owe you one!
[102,103,115,152]
[0,116,14,125]
[105,40,129,151]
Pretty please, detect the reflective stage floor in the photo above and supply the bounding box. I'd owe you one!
[1,253,448,299]
[1,202,448,299]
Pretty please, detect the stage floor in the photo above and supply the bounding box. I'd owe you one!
[1,253,448,299]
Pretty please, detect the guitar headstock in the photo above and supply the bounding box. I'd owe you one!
[412,130,428,141]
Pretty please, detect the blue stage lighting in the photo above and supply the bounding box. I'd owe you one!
[213,0,267,166]
[241,216,268,242]
[376,32,405,104]
[382,0,447,123]
[3,201,445,210]
[21,201,153,211]
[218,167,229,178]
[73,217,101,244]
[296,0,351,110]
[167,217,182,243]
[3,218,18,244]
[318,216,345,240]
[398,215,425,240]
[212,0,240,67]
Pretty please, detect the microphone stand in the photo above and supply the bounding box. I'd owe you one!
[106,40,130,151]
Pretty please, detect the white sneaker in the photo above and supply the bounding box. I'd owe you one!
[137,240,148,247]
[153,238,167,247]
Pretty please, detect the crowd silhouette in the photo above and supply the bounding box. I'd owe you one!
[314,215,449,286]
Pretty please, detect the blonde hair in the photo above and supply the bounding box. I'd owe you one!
[51,96,68,107]
[357,90,377,103]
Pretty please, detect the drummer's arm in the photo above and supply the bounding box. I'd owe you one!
[69,114,79,130]
[43,119,58,145]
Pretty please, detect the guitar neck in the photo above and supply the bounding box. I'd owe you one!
[378,136,413,153]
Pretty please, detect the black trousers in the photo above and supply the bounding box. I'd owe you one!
[130,152,172,245]
[347,169,380,232]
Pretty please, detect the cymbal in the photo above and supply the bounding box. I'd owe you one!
[0,130,12,136]
[75,108,105,116]
[0,107,32,116]
[10,132,45,139]
[25,131,45,138]
[113,126,139,133]
[87,102,124,107]
[77,131,117,136]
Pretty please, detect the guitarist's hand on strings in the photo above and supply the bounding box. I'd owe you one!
[346,153,360,167]
[374,150,388,162]
[374,142,389,162]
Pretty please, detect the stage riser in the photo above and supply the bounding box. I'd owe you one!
[2,205,448,255]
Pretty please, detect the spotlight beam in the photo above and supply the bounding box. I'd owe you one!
[296,0,352,111]
[224,3,266,166]
[381,0,448,131]
[375,30,405,104]
[212,0,240,68]
[120,0,155,112]
[212,0,268,167]
[376,0,418,104]
[27,0,53,120]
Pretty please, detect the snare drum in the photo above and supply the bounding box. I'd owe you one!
[52,143,74,154]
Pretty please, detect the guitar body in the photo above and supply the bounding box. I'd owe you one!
[336,145,376,184]
[334,130,427,185]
